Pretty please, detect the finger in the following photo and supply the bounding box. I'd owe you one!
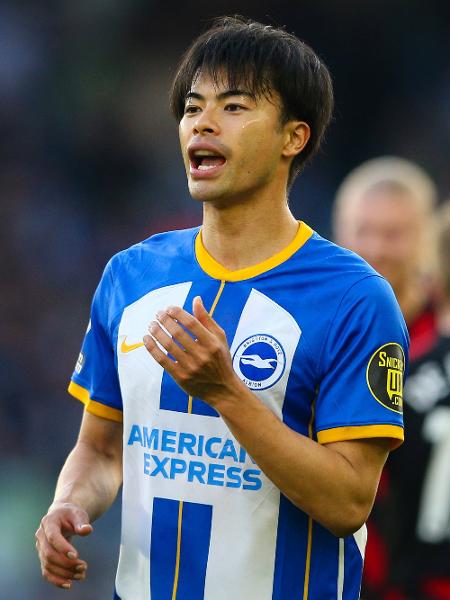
[44,561,86,581]
[75,523,93,537]
[41,507,92,559]
[148,321,188,362]
[41,567,73,589]
[164,305,210,341]
[192,296,226,337]
[143,334,178,374]
[192,296,209,326]
[62,512,92,539]
[41,521,78,559]
[154,311,198,352]
[39,536,87,571]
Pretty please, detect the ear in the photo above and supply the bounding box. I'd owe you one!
[282,121,311,158]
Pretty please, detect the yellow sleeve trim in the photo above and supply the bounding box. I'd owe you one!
[68,381,123,423]
[195,221,314,281]
[317,424,404,449]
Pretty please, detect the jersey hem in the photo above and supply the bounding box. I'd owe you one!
[317,424,404,449]
[68,381,123,423]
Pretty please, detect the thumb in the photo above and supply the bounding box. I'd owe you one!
[68,508,93,537]
[193,296,224,337]
[193,296,215,329]
[75,522,93,537]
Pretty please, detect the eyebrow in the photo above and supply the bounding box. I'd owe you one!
[185,89,255,102]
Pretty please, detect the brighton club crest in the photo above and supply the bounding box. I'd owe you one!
[232,334,286,390]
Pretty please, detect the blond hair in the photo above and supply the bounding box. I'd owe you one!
[333,156,438,277]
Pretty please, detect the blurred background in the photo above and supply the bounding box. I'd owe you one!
[1,0,449,598]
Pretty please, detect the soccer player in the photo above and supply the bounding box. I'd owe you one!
[334,159,450,599]
[36,17,408,599]
[437,201,450,334]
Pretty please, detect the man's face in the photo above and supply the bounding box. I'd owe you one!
[336,187,422,291]
[178,71,289,204]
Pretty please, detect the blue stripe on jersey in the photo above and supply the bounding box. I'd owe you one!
[176,500,213,600]
[158,279,253,418]
[150,497,212,600]
[159,280,222,416]
[272,494,310,599]
[150,497,180,600]
[343,536,363,599]
[191,280,251,417]
[280,339,316,438]
[272,341,315,597]
[159,369,190,413]
[308,524,339,598]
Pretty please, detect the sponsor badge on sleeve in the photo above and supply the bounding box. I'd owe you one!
[366,343,405,413]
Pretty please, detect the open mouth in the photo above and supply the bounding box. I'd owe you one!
[189,149,227,172]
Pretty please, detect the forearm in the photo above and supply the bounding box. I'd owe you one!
[52,434,122,521]
[36,412,123,590]
[213,381,384,536]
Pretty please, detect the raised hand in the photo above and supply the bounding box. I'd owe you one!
[143,296,240,404]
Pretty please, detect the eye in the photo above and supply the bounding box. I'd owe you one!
[184,104,200,115]
[224,103,246,112]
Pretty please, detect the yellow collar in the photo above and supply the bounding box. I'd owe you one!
[195,221,313,282]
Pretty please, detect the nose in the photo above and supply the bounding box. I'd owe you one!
[192,106,219,136]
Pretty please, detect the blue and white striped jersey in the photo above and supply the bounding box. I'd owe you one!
[69,222,408,600]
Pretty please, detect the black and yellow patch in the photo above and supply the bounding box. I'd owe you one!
[366,343,405,413]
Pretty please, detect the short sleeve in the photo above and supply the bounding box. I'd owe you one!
[315,275,408,448]
[68,260,123,422]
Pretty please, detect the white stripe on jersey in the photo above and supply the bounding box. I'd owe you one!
[204,289,302,599]
[337,538,345,599]
[116,282,192,600]
[353,524,367,558]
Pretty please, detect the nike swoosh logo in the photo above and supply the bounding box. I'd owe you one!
[121,337,145,353]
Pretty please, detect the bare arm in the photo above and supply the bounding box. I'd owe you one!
[52,410,123,520]
[36,410,123,589]
[215,387,389,536]
[143,298,390,537]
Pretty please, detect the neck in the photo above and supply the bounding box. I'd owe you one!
[201,187,299,271]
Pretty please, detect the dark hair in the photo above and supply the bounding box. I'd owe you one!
[170,15,334,186]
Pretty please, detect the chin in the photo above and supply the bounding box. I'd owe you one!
[188,181,226,203]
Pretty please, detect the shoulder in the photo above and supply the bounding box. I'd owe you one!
[92,227,200,325]
[304,231,379,280]
[298,230,400,316]
[106,226,200,280]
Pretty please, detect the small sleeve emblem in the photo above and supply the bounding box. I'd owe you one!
[75,351,85,374]
[366,343,405,413]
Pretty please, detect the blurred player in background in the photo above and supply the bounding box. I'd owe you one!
[436,201,450,335]
[334,158,450,600]
[36,17,408,599]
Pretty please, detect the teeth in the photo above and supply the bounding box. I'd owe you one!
[194,150,220,157]
[198,164,217,170]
